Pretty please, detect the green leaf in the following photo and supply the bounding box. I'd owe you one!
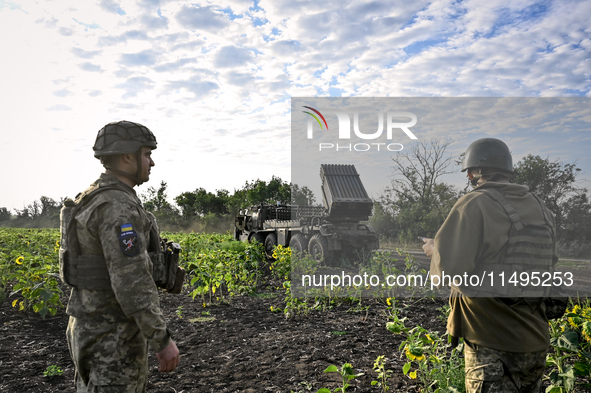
[371,381,378,386]
[40,289,52,301]
[559,366,576,392]
[316,389,331,393]
[324,365,338,373]
[32,281,45,291]
[403,362,411,375]
[9,288,22,297]
[47,273,62,280]
[550,330,579,352]
[573,361,590,376]
[386,321,407,334]
[346,373,363,380]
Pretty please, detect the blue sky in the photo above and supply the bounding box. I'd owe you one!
[0,0,589,210]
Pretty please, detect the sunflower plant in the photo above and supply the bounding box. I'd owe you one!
[546,300,591,392]
[1,228,63,318]
[396,325,465,392]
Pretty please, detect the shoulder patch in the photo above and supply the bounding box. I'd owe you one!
[118,223,139,257]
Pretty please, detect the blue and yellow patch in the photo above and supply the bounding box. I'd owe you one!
[120,223,133,233]
[118,223,139,256]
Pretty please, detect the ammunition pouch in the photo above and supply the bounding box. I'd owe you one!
[149,227,186,294]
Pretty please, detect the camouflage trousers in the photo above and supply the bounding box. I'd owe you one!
[66,316,148,393]
[464,340,547,393]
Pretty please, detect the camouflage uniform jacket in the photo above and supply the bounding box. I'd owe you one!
[66,173,170,353]
[430,181,557,353]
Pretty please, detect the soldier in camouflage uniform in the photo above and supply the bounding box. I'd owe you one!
[62,121,180,392]
[422,138,557,393]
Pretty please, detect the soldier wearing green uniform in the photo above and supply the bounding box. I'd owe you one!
[61,121,180,392]
[422,138,557,393]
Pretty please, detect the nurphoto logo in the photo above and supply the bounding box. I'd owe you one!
[302,106,418,152]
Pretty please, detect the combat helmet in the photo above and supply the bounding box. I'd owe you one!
[93,120,157,158]
[462,138,513,174]
[93,120,156,185]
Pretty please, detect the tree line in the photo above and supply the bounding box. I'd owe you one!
[3,139,590,256]
[0,176,316,233]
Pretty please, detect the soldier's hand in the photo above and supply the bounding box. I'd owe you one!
[421,238,435,257]
[156,339,180,372]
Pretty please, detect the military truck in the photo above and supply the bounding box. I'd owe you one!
[234,164,379,263]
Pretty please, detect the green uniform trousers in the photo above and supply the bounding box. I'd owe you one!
[67,316,148,393]
[465,340,547,393]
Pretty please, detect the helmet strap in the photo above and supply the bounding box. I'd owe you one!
[135,149,145,186]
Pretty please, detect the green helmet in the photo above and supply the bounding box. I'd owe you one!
[93,120,157,158]
[461,138,513,174]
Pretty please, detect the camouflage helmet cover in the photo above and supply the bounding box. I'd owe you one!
[461,138,514,174]
[93,120,157,158]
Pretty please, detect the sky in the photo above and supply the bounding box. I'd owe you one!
[0,0,590,211]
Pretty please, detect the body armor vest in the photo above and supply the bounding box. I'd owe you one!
[59,184,184,293]
[459,187,555,299]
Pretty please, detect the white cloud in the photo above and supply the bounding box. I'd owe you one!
[214,45,254,68]
[119,49,159,66]
[175,5,230,32]
[79,62,104,72]
[71,47,101,58]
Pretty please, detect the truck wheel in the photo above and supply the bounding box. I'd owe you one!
[308,234,332,264]
[264,233,277,259]
[249,232,264,244]
[289,233,308,255]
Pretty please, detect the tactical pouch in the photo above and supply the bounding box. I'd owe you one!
[150,227,186,294]
[59,198,77,286]
[163,241,186,294]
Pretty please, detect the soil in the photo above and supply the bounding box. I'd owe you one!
[0,280,448,393]
[3,251,590,392]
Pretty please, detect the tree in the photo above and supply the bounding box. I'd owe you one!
[141,181,180,228]
[12,196,62,227]
[513,154,589,248]
[377,138,462,243]
[174,188,230,218]
[227,176,292,213]
[291,184,317,206]
[245,176,291,206]
[0,207,12,224]
[561,192,591,252]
